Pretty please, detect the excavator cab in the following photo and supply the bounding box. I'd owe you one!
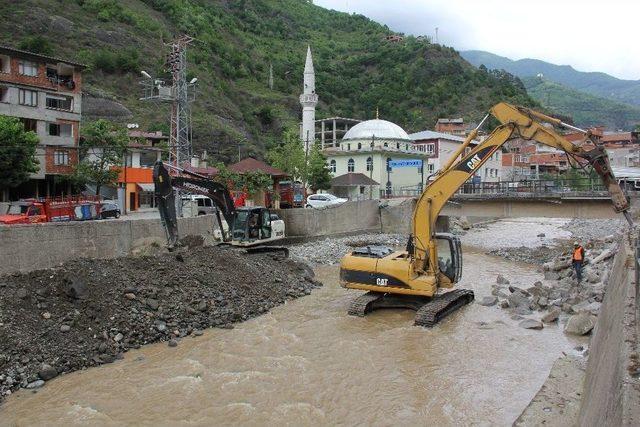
[230,207,286,247]
[435,233,463,284]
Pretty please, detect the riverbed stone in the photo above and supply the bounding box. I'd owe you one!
[564,313,597,335]
[544,271,560,280]
[542,308,561,323]
[496,275,510,285]
[477,296,498,306]
[38,364,58,381]
[508,291,530,309]
[25,380,45,389]
[519,319,544,330]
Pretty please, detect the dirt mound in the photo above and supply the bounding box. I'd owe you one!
[0,246,320,399]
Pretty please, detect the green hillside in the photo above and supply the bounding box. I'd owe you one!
[522,77,640,130]
[462,50,640,109]
[1,0,535,162]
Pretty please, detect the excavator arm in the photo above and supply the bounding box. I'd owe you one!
[153,161,236,247]
[412,102,631,274]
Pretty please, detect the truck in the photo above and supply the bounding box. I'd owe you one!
[278,180,305,208]
[0,195,102,225]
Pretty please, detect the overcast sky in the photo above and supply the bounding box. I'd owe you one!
[314,0,639,80]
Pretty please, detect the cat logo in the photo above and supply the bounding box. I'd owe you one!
[466,154,482,170]
[376,278,388,286]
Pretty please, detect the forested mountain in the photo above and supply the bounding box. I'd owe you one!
[462,50,640,108]
[522,77,640,130]
[1,0,535,162]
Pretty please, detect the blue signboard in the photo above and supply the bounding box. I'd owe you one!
[388,159,423,169]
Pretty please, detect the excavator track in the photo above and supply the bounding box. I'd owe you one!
[414,289,475,327]
[348,292,385,317]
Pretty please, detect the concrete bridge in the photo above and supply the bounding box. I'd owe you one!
[442,192,624,219]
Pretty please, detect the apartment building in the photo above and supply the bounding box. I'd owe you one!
[0,45,85,200]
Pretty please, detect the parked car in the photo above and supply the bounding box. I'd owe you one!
[100,203,121,219]
[305,193,348,209]
[181,195,217,216]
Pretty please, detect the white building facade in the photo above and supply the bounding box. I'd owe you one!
[409,130,502,183]
[324,119,430,197]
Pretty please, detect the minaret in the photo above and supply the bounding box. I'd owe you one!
[300,45,318,153]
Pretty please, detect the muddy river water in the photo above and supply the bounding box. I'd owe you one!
[0,249,582,426]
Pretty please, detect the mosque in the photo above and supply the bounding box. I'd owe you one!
[299,47,430,199]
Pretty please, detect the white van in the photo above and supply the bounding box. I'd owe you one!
[181,195,216,216]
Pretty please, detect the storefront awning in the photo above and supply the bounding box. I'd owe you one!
[137,183,154,192]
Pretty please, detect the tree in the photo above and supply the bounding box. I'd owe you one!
[74,120,128,195]
[18,35,53,55]
[213,163,272,196]
[306,142,332,191]
[0,116,39,190]
[266,128,306,180]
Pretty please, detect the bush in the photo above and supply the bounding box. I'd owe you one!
[93,48,140,74]
[18,36,53,55]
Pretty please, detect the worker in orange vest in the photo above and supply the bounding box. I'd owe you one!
[572,241,585,283]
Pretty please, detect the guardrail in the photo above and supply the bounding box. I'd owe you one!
[457,179,607,195]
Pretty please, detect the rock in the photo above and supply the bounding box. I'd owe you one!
[197,300,208,312]
[499,300,509,309]
[42,312,51,319]
[26,380,45,389]
[124,293,136,300]
[565,313,597,335]
[544,271,560,280]
[16,288,28,299]
[519,319,543,330]
[538,297,548,308]
[477,296,498,306]
[114,333,124,342]
[571,301,601,315]
[508,286,530,296]
[65,275,88,299]
[220,324,235,330]
[496,275,510,285]
[168,339,178,347]
[38,364,58,381]
[537,233,546,237]
[146,298,159,311]
[515,306,533,316]
[60,325,71,332]
[542,308,561,323]
[154,321,167,332]
[193,330,204,336]
[507,291,530,309]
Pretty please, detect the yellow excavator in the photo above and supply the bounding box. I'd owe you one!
[340,102,632,327]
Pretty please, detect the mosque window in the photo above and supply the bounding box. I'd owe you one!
[330,159,336,173]
[384,142,388,148]
[370,141,374,148]
[348,158,355,172]
[366,157,373,171]
[347,143,351,151]
[396,142,400,149]
[357,143,362,150]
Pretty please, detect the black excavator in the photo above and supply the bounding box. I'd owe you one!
[152,161,286,250]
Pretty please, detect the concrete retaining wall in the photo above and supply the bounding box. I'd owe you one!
[578,238,640,426]
[0,215,216,276]
[275,200,381,238]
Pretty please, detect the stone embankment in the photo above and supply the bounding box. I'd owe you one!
[0,242,321,400]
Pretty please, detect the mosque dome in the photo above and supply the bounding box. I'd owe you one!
[343,119,412,141]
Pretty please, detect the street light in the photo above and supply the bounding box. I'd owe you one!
[189,77,198,84]
[140,70,152,79]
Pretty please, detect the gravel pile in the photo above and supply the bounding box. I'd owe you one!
[0,245,320,399]
[562,218,627,241]
[290,233,406,265]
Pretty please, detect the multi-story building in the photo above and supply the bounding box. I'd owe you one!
[0,45,85,200]
[434,118,467,136]
[410,130,502,183]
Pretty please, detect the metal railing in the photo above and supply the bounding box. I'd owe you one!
[457,179,608,196]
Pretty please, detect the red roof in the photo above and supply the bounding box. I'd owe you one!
[229,157,288,177]
[602,132,632,143]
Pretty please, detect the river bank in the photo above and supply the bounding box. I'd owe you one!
[0,244,320,400]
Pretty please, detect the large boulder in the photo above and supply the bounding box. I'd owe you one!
[496,275,510,285]
[542,308,561,323]
[519,319,544,330]
[507,291,530,309]
[477,296,498,307]
[564,313,597,335]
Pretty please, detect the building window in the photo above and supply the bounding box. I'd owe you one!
[330,159,336,173]
[366,157,373,171]
[357,142,362,150]
[384,142,388,148]
[54,150,69,166]
[46,95,73,111]
[427,163,435,174]
[405,144,408,150]
[370,141,374,148]
[18,60,38,77]
[48,122,73,137]
[396,142,400,149]
[347,143,351,151]
[426,143,435,154]
[0,85,8,103]
[19,89,37,106]
[0,55,9,73]
[21,118,37,132]
[348,158,355,172]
